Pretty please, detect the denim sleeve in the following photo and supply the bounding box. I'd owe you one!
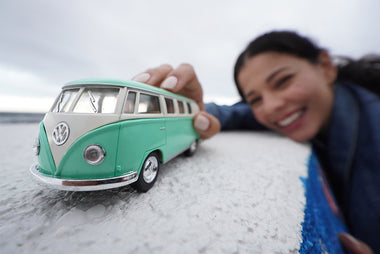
[205,101,267,131]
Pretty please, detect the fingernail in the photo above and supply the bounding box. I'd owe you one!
[132,72,150,83]
[194,114,210,131]
[161,76,178,90]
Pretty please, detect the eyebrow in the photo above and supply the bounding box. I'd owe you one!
[244,66,289,99]
[266,67,289,83]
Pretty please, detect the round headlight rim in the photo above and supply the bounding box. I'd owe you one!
[83,144,106,165]
[33,137,40,156]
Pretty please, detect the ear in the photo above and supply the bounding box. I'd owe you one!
[318,51,338,84]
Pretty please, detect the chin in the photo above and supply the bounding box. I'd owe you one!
[288,135,308,143]
[285,130,316,143]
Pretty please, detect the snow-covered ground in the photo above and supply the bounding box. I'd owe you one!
[0,123,310,254]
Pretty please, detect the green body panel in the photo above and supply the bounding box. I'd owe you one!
[37,122,57,175]
[56,123,120,179]
[37,116,199,181]
[116,118,166,175]
[164,117,198,159]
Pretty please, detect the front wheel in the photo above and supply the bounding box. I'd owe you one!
[132,152,160,192]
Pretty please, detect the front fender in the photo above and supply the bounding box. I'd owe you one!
[57,123,120,179]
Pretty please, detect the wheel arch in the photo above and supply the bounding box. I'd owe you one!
[155,149,164,163]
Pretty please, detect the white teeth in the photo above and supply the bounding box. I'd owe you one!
[277,111,303,127]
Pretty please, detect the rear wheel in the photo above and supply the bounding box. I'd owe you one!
[132,152,160,192]
[184,140,198,156]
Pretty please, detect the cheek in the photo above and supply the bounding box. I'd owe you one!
[293,76,333,112]
[287,88,312,105]
[252,108,270,126]
[287,77,317,101]
[294,74,326,100]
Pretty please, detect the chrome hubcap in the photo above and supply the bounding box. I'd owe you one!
[189,140,197,153]
[143,155,159,183]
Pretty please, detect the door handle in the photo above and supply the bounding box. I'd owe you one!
[160,127,166,130]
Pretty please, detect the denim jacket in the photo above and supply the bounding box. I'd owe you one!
[205,82,380,252]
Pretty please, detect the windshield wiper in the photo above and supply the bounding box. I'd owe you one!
[88,90,98,113]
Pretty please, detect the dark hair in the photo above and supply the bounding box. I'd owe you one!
[234,31,380,100]
[335,54,380,95]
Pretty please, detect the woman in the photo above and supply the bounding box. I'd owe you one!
[132,31,379,253]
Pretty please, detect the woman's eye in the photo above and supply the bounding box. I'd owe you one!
[275,74,294,88]
[248,97,262,106]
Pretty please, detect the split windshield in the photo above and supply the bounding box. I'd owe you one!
[52,87,120,113]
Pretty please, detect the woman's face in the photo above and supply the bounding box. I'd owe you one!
[237,52,337,142]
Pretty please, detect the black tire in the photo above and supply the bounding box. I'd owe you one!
[184,140,198,157]
[132,152,160,192]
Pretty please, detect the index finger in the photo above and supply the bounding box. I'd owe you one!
[160,64,204,110]
[132,64,173,87]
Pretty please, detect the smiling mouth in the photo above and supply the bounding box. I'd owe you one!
[276,109,306,128]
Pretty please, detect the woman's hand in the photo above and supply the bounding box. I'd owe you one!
[132,64,221,139]
[338,233,374,254]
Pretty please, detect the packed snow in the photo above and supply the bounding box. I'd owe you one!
[0,123,310,254]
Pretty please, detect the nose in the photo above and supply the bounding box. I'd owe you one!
[262,93,285,116]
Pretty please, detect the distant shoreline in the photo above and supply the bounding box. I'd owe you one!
[0,112,45,123]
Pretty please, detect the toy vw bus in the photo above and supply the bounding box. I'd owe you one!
[30,79,200,192]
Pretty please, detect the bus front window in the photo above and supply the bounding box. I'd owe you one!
[73,88,120,113]
[52,89,79,112]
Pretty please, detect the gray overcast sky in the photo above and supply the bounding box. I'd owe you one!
[1,0,379,111]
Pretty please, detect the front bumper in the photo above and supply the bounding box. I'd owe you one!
[30,164,138,191]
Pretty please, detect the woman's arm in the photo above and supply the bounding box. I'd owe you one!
[206,101,267,131]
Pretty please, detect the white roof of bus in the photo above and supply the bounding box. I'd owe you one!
[64,79,194,102]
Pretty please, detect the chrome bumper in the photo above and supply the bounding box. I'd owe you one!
[29,164,138,191]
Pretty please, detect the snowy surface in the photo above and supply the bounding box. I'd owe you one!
[0,123,310,254]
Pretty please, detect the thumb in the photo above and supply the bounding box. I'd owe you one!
[193,112,221,140]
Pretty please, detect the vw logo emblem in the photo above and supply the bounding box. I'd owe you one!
[52,122,70,146]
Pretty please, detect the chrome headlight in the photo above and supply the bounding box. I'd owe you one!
[33,137,40,156]
[83,145,105,165]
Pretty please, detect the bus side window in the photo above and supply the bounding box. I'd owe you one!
[187,102,192,114]
[165,98,175,114]
[124,91,136,114]
[178,101,185,114]
[138,93,161,114]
